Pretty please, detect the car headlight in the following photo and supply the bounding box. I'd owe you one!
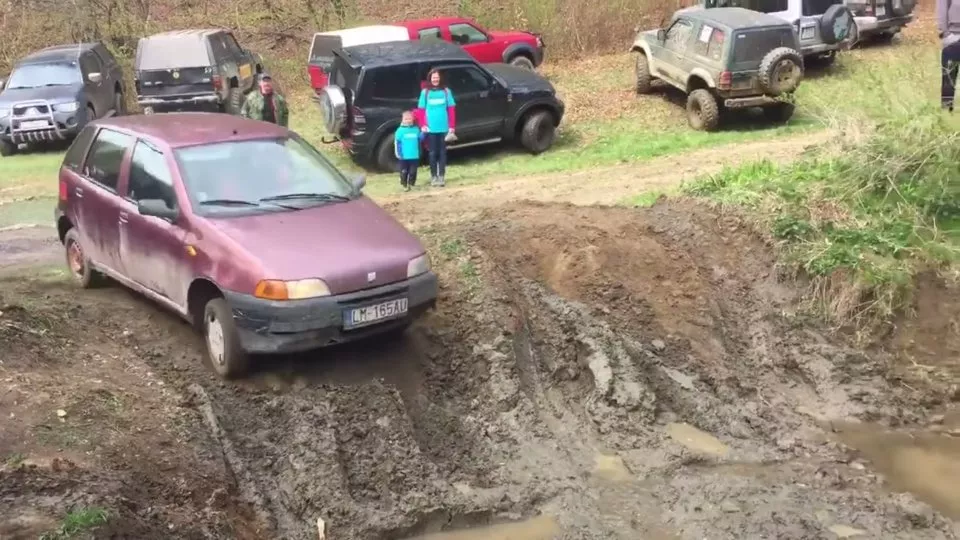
[0,107,9,119]
[254,278,331,300]
[407,253,431,278]
[55,101,80,113]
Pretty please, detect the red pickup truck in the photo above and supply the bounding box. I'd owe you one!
[307,17,545,92]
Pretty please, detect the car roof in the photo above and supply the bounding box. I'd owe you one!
[95,113,288,149]
[685,7,790,29]
[339,40,471,68]
[398,16,474,30]
[18,43,99,65]
[315,25,410,47]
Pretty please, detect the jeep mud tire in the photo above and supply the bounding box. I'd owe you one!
[758,47,803,96]
[0,139,15,157]
[520,110,556,154]
[509,55,535,70]
[686,89,719,132]
[635,53,653,94]
[320,85,348,135]
[819,5,854,44]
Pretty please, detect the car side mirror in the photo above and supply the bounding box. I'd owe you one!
[657,29,667,42]
[352,174,366,192]
[138,198,178,220]
[88,72,103,83]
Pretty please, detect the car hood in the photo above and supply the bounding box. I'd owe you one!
[486,64,554,93]
[488,30,537,43]
[208,197,427,294]
[0,84,84,108]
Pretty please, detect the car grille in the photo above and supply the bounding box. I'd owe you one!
[13,104,49,115]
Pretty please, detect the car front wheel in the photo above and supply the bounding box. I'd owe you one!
[686,89,720,131]
[0,139,15,157]
[635,53,653,94]
[509,55,535,70]
[203,298,249,379]
[520,110,556,154]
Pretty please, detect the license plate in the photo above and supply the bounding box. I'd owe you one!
[343,298,408,329]
[800,26,815,40]
[239,63,252,79]
[20,120,48,130]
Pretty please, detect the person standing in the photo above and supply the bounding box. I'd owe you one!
[939,0,960,111]
[415,69,456,187]
[240,74,289,126]
[394,111,424,192]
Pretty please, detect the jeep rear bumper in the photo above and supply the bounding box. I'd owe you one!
[855,14,912,34]
[723,96,783,109]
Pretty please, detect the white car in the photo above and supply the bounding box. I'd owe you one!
[844,0,915,44]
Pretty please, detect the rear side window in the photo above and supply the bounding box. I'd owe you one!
[330,56,360,91]
[128,141,177,209]
[209,35,229,62]
[418,27,442,41]
[137,36,210,70]
[310,35,343,64]
[750,0,789,12]
[368,65,419,100]
[732,28,796,66]
[803,0,840,15]
[83,129,134,190]
[693,25,726,61]
[449,23,487,45]
[63,126,97,172]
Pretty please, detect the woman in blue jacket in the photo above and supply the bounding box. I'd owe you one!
[415,69,456,187]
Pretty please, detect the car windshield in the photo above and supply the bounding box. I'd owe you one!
[137,37,210,70]
[6,63,81,89]
[175,136,357,217]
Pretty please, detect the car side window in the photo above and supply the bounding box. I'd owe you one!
[79,54,100,78]
[441,65,490,95]
[449,23,487,45]
[418,27,443,41]
[748,0,789,12]
[83,129,134,191]
[223,34,244,56]
[693,24,726,61]
[664,19,695,53]
[208,36,229,63]
[128,140,177,209]
[63,126,97,173]
[369,65,420,100]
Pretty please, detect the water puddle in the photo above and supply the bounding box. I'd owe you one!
[833,421,960,519]
[409,515,560,539]
[666,422,729,456]
[592,453,633,482]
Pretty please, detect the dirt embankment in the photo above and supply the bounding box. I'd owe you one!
[2,199,959,539]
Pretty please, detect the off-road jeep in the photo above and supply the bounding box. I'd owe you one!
[0,42,125,157]
[632,7,803,131]
[317,40,565,172]
[134,29,264,115]
[682,0,854,64]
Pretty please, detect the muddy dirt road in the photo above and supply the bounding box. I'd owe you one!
[2,133,960,539]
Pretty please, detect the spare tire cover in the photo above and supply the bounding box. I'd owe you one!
[819,4,854,44]
[758,47,803,96]
[319,86,347,134]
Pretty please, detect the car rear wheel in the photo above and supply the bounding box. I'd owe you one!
[686,89,719,132]
[0,139,15,157]
[203,298,249,379]
[64,229,101,288]
[635,53,653,94]
[819,5,854,44]
[509,55,535,70]
[375,134,399,173]
[87,105,97,122]
[320,85,348,135]
[114,91,126,116]
[520,110,556,154]
[763,102,795,124]
[758,47,803,96]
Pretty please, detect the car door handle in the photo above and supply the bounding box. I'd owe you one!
[118,212,128,224]
[74,187,83,198]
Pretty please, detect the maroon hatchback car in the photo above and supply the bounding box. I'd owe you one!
[54,113,437,378]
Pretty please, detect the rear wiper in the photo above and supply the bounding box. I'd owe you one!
[198,198,259,207]
[260,192,351,203]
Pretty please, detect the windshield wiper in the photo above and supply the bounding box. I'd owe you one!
[260,192,351,203]
[198,199,259,207]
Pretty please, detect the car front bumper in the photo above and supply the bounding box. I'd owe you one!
[223,271,439,354]
[855,14,912,34]
[0,103,86,144]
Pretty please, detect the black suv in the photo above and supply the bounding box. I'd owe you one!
[0,42,125,157]
[134,29,263,115]
[318,41,565,172]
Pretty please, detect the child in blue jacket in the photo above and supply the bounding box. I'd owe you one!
[394,111,424,191]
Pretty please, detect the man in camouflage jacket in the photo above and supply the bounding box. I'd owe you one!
[240,74,289,127]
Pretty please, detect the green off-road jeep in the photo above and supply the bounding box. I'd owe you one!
[631,7,803,131]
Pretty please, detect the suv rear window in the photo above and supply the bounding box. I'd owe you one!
[731,28,795,67]
[329,55,360,91]
[803,0,840,15]
[137,36,210,70]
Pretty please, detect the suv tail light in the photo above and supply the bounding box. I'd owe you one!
[718,71,732,90]
[351,105,366,129]
[212,75,223,91]
[58,179,68,201]
[308,65,328,93]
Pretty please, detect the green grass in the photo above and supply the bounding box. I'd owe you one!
[4,452,26,468]
[0,197,56,227]
[40,507,109,540]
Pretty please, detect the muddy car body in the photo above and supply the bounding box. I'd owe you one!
[54,113,438,378]
[632,8,804,131]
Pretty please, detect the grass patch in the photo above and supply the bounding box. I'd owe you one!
[40,507,109,540]
[621,190,668,208]
[0,197,56,228]
[4,452,26,468]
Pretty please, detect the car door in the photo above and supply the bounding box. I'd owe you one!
[449,22,498,63]
[75,127,135,275]
[657,18,697,85]
[79,52,109,117]
[116,138,190,307]
[437,63,503,140]
[223,33,255,91]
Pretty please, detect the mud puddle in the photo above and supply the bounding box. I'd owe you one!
[408,515,560,540]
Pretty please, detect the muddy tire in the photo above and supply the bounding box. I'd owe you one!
[114,91,126,116]
[520,110,556,154]
[226,87,243,115]
[0,139,15,157]
[686,89,719,132]
[763,102,795,124]
[64,228,101,288]
[508,55,535,70]
[202,298,249,379]
[635,53,653,94]
[819,5,854,44]
[375,134,399,173]
[320,85,348,135]
[758,47,803,96]
[86,104,96,122]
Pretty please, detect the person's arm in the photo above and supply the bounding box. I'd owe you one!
[278,95,289,127]
[939,0,950,38]
[446,89,456,131]
[415,90,427,128]
[395,130,402,158]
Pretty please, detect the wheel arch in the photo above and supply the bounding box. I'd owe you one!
[686,70,714,93]
[501,43,536,64]
[187,278,224,328]
[57,215,73,244]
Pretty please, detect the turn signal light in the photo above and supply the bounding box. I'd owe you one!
[254,278,331,300]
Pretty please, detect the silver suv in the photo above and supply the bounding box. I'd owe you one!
[680,0,855,65]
